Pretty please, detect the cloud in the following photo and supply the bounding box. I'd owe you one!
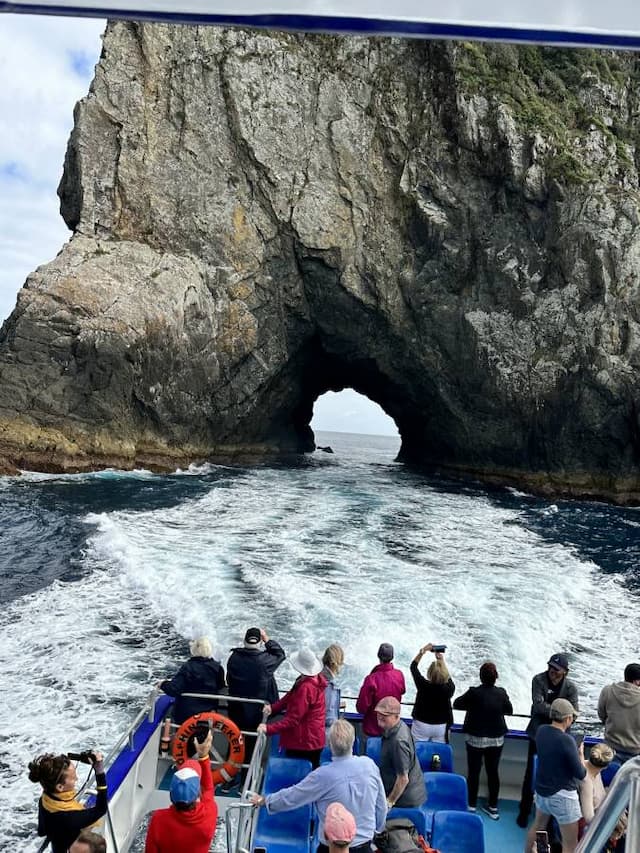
[311,389,399,436]
[0,14,104,322]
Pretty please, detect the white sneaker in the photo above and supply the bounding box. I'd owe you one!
[482,806,499,820]
[468,806,477,812]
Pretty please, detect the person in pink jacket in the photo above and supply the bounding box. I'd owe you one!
[258,648,327,768]
[357,643,406,737]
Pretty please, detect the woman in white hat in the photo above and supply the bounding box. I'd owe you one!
[258,647,327,767]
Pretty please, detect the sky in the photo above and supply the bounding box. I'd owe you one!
[0,14,398,437]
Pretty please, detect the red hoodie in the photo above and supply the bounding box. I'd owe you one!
[267,673,327,750]
[145,756,217,853]
[357,662,406,735]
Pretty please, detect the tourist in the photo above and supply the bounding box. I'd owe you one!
[69,829,107,853]
[145,730,217,852]
[258,647,327,768]
[375,696,426,809]
[28,750,108,853]
[578,742,614,834]
[250,718,387,851]
[226,626,285,765]
[597,662,640,764]
[453,661,513,820]
[517,653,579,827]
[322,643,345,738]
[357,643,406,738]
[159,637,225,724]
[324,802,358,852]
[410,643,454,743]
[524,698,586,853]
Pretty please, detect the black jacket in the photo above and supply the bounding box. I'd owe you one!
[161,656,225,724]
[410,661,455,725]
[227,640,285,729]
[453,684,513,738]
[526,671,579,738]
[38,770,108,853]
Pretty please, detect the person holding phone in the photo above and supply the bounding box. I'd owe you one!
[410,642,454,743]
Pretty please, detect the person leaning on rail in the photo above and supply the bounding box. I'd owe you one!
[356,643,406,739]
[28,750,108,853]
[69,829,107,853]
[517,653,579,828]
[250,718,387,852]
[322,643,345,739]
[158,636,225,725]
[597,661,640,764]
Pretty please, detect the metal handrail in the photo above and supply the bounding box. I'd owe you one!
[576,755,640,852]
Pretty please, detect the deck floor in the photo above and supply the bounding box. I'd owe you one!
[479,798,528,851]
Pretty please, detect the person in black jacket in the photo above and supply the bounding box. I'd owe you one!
[453,661,513,819]
[28,750,108,853]
[410,642,455,743]
[160,637,225,724]
[227,626,285,765]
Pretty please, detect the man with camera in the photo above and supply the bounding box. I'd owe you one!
[28,749,108,853]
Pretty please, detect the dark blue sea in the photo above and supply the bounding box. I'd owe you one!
[2,430,639,848]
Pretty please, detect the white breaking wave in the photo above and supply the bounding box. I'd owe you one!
[1,432,639,849]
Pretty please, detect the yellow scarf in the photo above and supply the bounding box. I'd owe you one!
[41,789,84,814]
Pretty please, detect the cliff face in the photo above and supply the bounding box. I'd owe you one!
[2,24,640,501]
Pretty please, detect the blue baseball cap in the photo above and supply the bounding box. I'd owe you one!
[170,760,202,804]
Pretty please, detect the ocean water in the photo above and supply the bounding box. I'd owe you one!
[1,429,639,850]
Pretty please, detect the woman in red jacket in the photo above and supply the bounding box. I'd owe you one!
[258,648,327,768]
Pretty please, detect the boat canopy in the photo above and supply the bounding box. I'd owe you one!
[2,0,640,49]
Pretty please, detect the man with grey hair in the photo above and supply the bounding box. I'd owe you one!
[525,698,586,853]
[159,636,225,724]
[375,696,426,809]
[250,719,387,852]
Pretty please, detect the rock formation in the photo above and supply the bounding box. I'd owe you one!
[1,24,640,502]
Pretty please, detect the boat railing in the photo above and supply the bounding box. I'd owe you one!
[576,755,640,852]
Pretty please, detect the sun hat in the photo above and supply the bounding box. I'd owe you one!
[547,653,569,672]
[374,696,401,716]
[324,802,356,844]
[244,627,262,648]
[377,642,394,662]
[170,760,202,804]
[289,648,322,676]
[550,698,577,722]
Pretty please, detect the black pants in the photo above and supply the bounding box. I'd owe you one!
[465,743,503,808]
[285,747,322,769]
[518,738,537,818]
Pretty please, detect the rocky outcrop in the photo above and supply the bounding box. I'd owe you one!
[2,26,640,501]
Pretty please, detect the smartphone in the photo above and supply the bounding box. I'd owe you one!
[432,645,447,653]
[535,830,550,853]
[574,733,584,748]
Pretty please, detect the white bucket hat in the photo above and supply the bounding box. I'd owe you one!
[289,647,322,676]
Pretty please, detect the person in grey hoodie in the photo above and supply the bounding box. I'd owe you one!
[598,662,640,763]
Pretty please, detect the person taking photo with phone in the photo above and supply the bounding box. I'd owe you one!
[410,642,454,744]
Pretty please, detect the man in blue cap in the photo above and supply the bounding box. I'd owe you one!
[516,653,579,827]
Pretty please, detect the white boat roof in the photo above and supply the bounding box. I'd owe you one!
[2,0,640,50]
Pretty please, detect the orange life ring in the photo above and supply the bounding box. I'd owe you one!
[171,711,245,785]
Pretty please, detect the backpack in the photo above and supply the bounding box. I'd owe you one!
[374,818,440,853]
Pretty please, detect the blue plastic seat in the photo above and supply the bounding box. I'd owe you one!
[415,741,454,772]
[430,809,485,853]
[365,737,382,765]
[601,761,620,788]
[253,802,312,853]
[423,771,468,811]
[262,757,312,794]
[386,805,430,837]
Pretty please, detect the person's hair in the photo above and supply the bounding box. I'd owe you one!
[479,661,498,685]
[71,830,107,853]
[173,800,197,812]
[322,644,345,674]
[328,719,355,757]
[427,659,450,684]
[623,663,640,682]
[189,637,212,658]
[28,753,70,795]
[589,743,615,768]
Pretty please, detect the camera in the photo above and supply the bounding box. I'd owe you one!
[67,750,97,765]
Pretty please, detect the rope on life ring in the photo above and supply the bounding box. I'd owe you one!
[171,711,245,785]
